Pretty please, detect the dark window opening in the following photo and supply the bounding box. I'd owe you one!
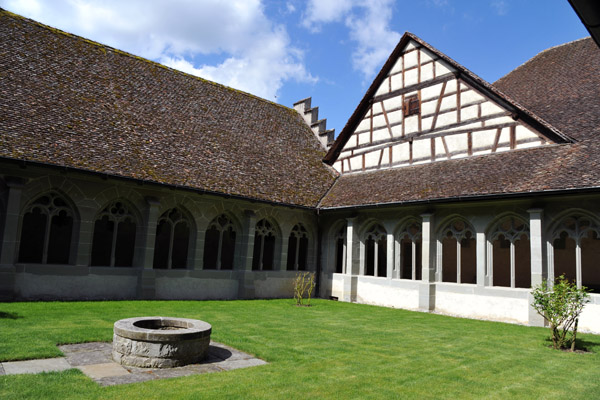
[403,95,420,117]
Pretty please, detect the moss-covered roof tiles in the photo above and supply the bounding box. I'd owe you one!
[0,10,337,208]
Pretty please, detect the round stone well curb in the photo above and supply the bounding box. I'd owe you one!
[112,317,212,368]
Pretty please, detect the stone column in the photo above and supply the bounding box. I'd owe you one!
[0,177,26,300]
[528,208,545,327]
[386,231,394,280]
[476,228,486,287]
[279,227,290,271]
[345,217,356,275]
[237,210,256,298]
[137,197,160,299]
[192,221,207,270]
[75,207,96,267]
[419,213,436,311]
[342,217,357,302]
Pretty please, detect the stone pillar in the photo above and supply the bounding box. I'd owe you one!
[137,197,160,299]
[342,217,357,302]
[279,229,289,272]
[476,228,486,287]
[237,210,256,298]
[0,177,26,300]
[75,207,96,267]
[386,231,394,280]
[345,217,356,275]
[528,208,545,327]
[192,221,207,270]
[419,213,436,311]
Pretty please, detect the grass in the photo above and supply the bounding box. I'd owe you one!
[0,299,599,399]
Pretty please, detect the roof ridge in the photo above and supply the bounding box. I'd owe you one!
[494,36,592,84]
[0,8,293,113]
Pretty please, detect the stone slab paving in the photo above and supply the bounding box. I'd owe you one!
[0,341,266,386]
[2,357,72,375]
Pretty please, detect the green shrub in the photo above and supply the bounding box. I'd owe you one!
[531,275,590,351]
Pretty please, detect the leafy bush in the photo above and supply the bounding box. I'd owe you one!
[293,271,315,306]
[531,275,590,351]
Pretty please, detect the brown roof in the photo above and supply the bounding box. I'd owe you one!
[320,36,600,209]
[0,10,337,208]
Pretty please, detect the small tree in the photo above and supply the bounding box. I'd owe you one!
[531,275,590,351]
[293,271,315,306]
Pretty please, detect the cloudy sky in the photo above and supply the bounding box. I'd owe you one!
[1,0,589,135]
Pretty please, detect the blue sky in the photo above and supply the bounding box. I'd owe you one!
[1,0,589,136]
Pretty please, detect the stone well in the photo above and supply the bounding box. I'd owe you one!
[112,317,212,368]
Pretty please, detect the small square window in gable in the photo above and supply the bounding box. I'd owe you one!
[403,95,420,118]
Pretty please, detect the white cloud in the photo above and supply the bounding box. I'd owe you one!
[302,0,400,79]
[1,0,314,101]
[490,0,509,16]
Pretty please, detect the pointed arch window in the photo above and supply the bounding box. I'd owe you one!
[395,221,422,280]
[18,193,74,264]
[365,224,387,277]
[204,214,236,270]
[252,219,276,271]
[441,219,476,284]
[489,217,530,288]
[334,225,347,274]
[552,216,600,293]
[153,208,190,269]
[91,201,136,267]
[287,224,309,271]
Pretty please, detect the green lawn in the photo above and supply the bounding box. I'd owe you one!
[0,299,599,399]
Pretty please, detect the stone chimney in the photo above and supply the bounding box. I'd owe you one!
[293,97,335,150]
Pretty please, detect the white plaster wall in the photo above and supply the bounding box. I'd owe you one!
[355,276,420,310]
[15,271,138,299]
[421,62,434,81]
[331,273,344,299]
[373,127,389,142]
[405,68,419,86]
[391,73,402,91]
[404,50,418,69]
[365,151,380,169]
[413,139,430,160]
[404,115,419,134]
[435,284,530,324]
[579,295,600,333]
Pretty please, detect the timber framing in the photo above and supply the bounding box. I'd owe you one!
[324,32,574,166]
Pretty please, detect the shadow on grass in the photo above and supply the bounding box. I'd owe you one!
[543,337,598,353]
[0,311,22,319]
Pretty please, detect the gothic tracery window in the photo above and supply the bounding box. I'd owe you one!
[18,192,74,264]
[287,223,309,271]
[203,214,236,270]
[395,220,422,280]
[252,219,276,271]
[153,208,190,269]
[441,219,476,284]
[489,216,530,288]
[91,201,136,267]
[365,224,387,277]
[552,215,600,293]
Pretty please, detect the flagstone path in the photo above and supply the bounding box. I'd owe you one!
[0,341,266,386]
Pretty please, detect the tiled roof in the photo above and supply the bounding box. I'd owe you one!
[320,37,600,208]
[0,10,337,208]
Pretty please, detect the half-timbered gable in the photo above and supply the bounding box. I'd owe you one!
[326,33,572,174]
